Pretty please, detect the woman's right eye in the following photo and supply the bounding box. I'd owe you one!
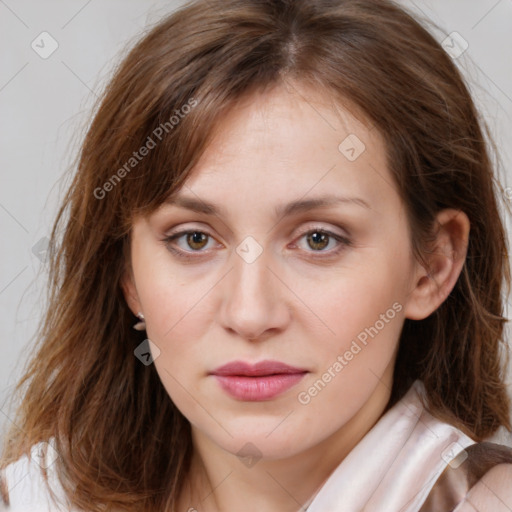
[161,230,217,260]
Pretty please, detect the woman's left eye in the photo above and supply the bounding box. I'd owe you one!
[162,228,351,260]
[292,229,352,255]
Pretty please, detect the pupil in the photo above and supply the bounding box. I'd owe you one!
[189,232,206,249]
[309,232,328,250]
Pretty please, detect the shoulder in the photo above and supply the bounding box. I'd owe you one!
[457,462,512,512]
[420,441,512,512]
[1,441,69,511]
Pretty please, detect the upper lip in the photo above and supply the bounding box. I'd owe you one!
[210,359,308,377]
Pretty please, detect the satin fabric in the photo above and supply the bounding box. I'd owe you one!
[306,380,476,512]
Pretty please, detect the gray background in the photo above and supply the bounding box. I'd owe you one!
[1,0,512,445]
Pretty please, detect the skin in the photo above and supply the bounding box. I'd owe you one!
[122,81,470,512]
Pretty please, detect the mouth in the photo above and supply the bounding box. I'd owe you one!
[209,360,308,401]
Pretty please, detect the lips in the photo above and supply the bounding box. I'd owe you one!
[210,359,308,377]
[210,360,308,401]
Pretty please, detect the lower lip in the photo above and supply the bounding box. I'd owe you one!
[212,373,307,401]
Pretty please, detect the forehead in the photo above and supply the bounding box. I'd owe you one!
[164,82,400,220]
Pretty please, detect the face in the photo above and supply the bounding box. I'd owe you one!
[122,82,421,461]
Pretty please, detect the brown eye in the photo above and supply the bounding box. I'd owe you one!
[162,229,219,261]
[185,231,209,250]
[292,228,352,258]
[306,231,330,251]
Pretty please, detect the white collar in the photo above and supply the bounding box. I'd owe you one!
[307,380,476,511]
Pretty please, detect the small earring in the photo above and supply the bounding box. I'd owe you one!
[133,311,146,331]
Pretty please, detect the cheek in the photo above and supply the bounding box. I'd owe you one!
[294,267,405,423]
[302,261,406,356]
[144,287,210,411]
[131,255,203,362]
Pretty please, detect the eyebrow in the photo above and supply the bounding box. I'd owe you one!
[164,193,371,218]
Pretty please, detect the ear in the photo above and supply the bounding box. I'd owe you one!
[120,265,143,317]
[404,208,470,320]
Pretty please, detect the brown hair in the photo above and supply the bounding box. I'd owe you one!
[1,0,511,510]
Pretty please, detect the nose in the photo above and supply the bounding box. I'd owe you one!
[217,244,291,342]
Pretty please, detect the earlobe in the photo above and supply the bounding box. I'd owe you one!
[404,209,470,321]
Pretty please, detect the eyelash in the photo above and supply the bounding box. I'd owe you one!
[161,227,352,262]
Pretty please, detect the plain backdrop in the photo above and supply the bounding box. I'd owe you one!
[1,0,512,447]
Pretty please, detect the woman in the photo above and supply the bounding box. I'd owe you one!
[1,0,512,510]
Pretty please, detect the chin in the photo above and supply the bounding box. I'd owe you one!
[211,425,313,462]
